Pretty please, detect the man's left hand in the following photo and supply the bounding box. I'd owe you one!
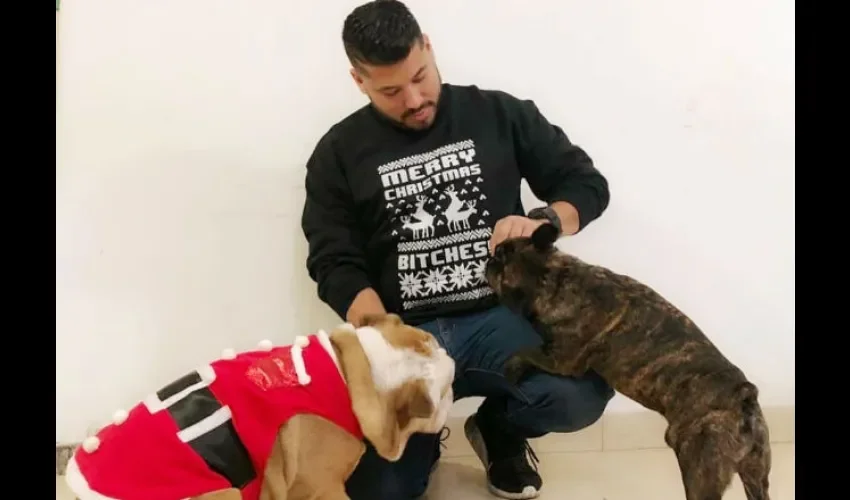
[489,215,545,254]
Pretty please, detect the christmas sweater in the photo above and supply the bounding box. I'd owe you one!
[301,83,609,325]
[65,332,362,500]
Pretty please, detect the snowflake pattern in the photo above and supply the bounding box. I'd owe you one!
[448,263,475,290]
[422,268,449,295]
[470,260,488,286]
[397,260,487,299]
[399,272,424,299]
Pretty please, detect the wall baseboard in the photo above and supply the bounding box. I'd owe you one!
[55,443,77,476]
[56,405,794,475]
[441,405,794,458]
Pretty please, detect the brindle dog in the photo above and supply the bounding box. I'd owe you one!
[485,223,771,500]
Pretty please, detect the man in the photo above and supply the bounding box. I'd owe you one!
[300,1,614,498]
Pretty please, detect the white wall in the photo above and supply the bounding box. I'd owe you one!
[56,0,794,442]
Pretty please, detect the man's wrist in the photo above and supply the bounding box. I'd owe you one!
[346,287,387,327]
[528,205,563,234]
[552,202,581,235]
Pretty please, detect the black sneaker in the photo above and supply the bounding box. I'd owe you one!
[464,413,542,499]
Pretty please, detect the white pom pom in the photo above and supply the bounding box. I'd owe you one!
[294,336,309,348]
[298,373,312,385]
[221,348,236,360]
[257,339,273,351]
[82,436,100,453]
[112,409,128,425]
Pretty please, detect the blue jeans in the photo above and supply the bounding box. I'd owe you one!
[344,305,615,499]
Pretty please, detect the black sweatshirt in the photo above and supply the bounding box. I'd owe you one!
[301,83,610,325]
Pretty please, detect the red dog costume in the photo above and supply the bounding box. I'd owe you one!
[65,332,363,500]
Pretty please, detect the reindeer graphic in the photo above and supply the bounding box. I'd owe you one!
[400,212,436,240]
[443,185,464,216]
[445,199,478,232]
[409,195,436,238]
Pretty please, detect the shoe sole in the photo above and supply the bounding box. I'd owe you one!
[463,416,541,500]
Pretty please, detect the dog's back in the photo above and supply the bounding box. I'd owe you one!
[585,263,773,499]
[564,263,745,412]
[535,260,773,499]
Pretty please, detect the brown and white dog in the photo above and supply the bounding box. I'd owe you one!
[64,313,455,500]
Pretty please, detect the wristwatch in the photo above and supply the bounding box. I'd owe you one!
[527,206,562,234]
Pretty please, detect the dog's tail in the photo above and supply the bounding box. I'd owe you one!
[736,381,760,435]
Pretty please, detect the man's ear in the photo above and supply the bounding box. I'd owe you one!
[531,222,560,250]
[349,67,368,95]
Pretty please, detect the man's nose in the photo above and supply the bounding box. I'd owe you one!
[403,88,424,110]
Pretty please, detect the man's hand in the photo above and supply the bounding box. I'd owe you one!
[345,287,387,327]
[489,215,545,254]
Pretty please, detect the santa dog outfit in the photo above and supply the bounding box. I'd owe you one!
[65,331,363,500]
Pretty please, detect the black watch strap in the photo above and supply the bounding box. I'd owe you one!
[528,206,562,234]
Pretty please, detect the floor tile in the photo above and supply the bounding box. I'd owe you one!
[441,415,604,457]
[57,443,795,499]
[426,443,795,499]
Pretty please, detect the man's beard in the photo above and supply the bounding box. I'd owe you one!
[371,69,443,131]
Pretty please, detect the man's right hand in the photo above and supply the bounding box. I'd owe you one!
[346,288,387,327]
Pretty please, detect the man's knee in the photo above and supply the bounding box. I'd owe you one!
[345,434,438,500]
[509,370,615,436]
[347,471,427,500]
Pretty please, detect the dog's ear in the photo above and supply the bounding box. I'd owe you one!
[374,379,435,461]
[360,312,403,327]
[328,326,425,463]
[531,222,560,250]
[394,379,435,429]
[357,379,434,463]
[384,313,404,326]
[328,328,401,460]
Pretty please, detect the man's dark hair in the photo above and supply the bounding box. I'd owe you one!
[342,0,423,70]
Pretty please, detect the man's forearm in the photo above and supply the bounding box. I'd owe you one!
[551,201,581,236]
[346,287,387,327]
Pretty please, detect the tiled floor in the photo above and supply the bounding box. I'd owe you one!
[426,443,795,499]
[56,442,794,499]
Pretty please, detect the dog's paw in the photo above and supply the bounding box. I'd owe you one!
[504,355,532,385]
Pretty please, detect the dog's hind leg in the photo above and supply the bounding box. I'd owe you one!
[737,407,772,500]
[739,449,771,500]
[672,425,738,500]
